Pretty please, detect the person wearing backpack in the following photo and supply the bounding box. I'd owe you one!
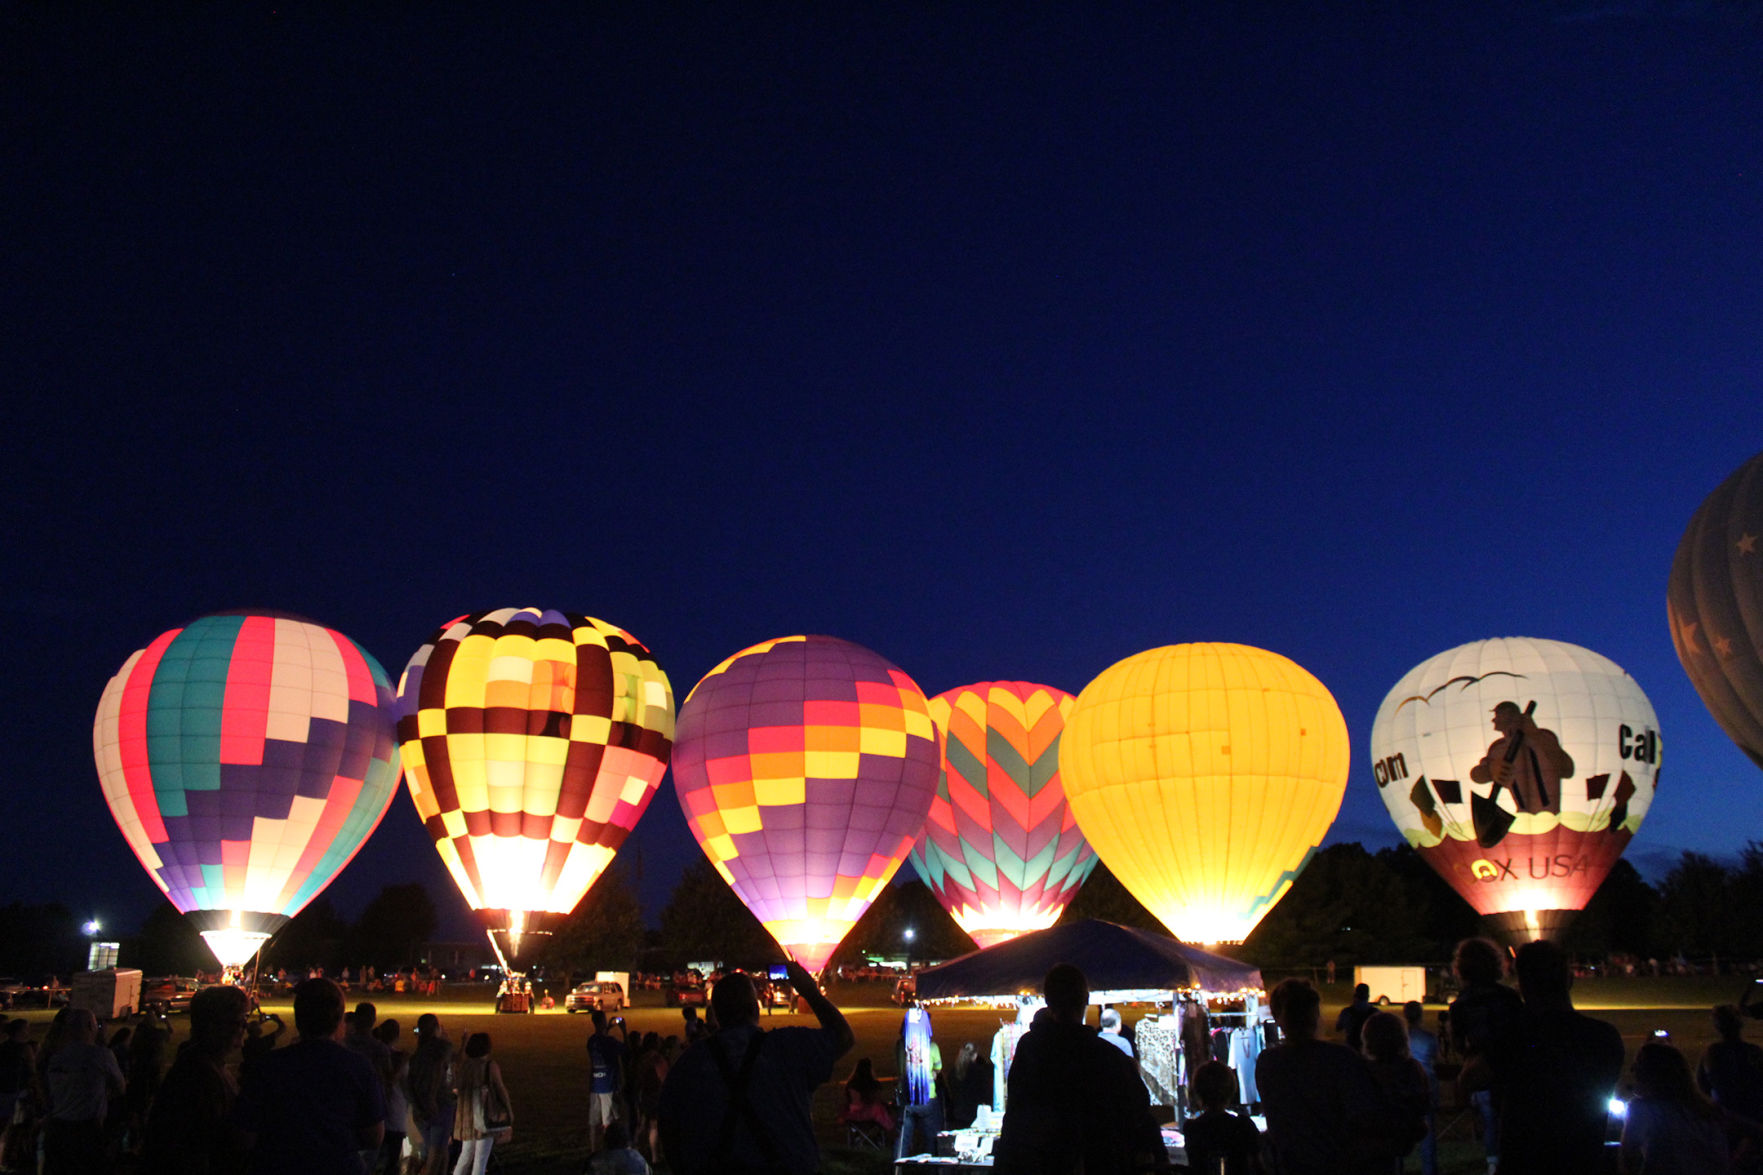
[656,961,852,1175]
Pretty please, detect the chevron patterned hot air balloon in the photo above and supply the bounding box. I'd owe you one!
[93,612,403,968]
[395,607,674,970]
[911,681,1097,948]
[673,635,941,975]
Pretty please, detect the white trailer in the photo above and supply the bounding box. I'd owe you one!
[1354,966,1427,1006]
[71,968,143,1021]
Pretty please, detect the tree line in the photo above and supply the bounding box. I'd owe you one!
[19,840,1760,981]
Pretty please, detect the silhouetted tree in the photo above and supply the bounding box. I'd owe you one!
[343,884,439,969]
[657,858,778,969]
[834,878,973,967]
[1562,858,1659,959]
[1657,851,1735,961]
[126,901,213,976]
[1376,843,1481,957]
[0,902,84,976]
[541,864,646,980]
[1244,843,1435,967]
[1058,860,1162,932]
[264,896,347,974]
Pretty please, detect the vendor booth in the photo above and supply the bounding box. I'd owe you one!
[904,919,1268,1170]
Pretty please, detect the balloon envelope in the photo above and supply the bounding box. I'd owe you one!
[395,607,674,968]
[912,682,1097,948]
[672,635,941,974]
[1669,450,1763,771]
[93,613,402,966]
[1058,643,1350,945]
[1370,637,1660,943]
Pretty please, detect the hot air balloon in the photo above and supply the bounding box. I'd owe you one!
[93,612,402,968]
[911,682,1098,948]
[395,608,673,971]
[1670,450,1763,771]
[672,635,941,975]
[1370,637,1660,944]
[1058,643,1350,945]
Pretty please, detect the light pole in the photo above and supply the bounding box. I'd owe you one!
[903,926,916,972]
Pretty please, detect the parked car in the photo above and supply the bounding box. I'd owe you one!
[664,979,708,1008]
[564,980,626,1014]
[0,978,26,1009]
[142,976,201,1014]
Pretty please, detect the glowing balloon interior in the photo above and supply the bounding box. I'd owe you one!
[396,607,674,968]
[912,682,1097,948]
[1059,643,1350,945]
[1370,636,1659,943]
[1669,450,1763,772]
[93,613,403,967]
[673,635,941,974]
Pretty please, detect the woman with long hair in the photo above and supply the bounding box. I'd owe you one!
[452,1032,512,1175]
[1621,1040,1732,1175]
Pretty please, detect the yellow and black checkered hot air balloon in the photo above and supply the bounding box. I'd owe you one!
[395,607,673,969]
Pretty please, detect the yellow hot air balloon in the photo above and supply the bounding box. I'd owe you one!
[1059,643,1350,945]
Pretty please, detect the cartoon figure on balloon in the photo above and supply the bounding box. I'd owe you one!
[1468,700,1574,847]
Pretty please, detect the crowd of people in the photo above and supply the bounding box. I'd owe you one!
[0,980,519,1175]
[6,940,1763,1174]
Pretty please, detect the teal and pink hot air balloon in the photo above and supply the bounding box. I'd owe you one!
[93,613,402,968]
[911,681,1098,948]
[672,635,941,975]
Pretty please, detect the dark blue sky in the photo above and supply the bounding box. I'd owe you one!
[7,2,1762,943]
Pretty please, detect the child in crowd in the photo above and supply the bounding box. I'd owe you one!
[1183,1059,1262,1175]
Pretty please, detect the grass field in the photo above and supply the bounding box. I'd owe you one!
[16,973,1756,1173]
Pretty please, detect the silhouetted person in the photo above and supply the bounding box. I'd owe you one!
[589,1120,651,1175]
[658,961,852,1175]
[1336,983,1376,1053]
[141,983,250,1175]
[1449,936,1524,1171]
[42,1008,124,1175]
[451,1031,511,1175]
[993,963,1168,1175]
[587,1008,627,1152]
[1255,977,1398,1175]
[233,976,385,1175]
[1361,1011,1429,1167]
[407,1013,456,1175]
[1183,1059,1263,1175]
[1622,1040,1732,1175]
[1403,1001,1440,1175]
[948,1041,996,1129]
[1485,940,1623,1175]
[0,1019,36,1138]
[1699,1004,1763,1126]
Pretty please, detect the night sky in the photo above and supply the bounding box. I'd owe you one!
[7,3,1763,944]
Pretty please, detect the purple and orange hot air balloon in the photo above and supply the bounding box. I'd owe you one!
[910,681,1097,948]
[395,608,674,970]
[93,613,403,968]
[672,635,941,975]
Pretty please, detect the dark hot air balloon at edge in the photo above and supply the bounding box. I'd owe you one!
[1670,450,1763,772]
[395,607,674,972]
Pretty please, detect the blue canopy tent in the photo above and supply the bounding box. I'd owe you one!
[912,918,1263,1003]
